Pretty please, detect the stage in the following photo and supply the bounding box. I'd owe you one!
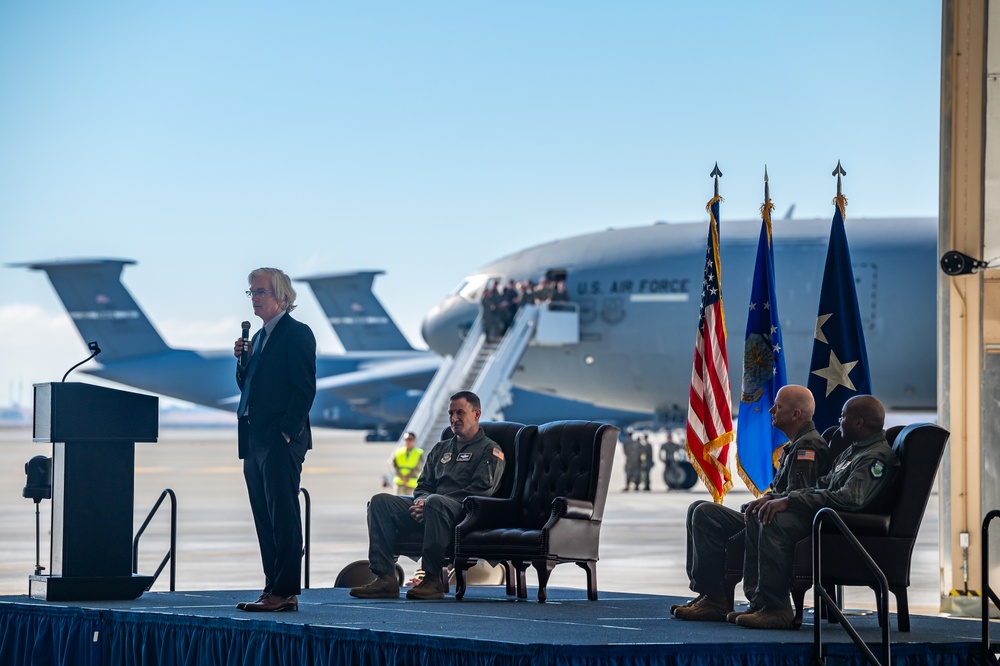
[0,586,992,665]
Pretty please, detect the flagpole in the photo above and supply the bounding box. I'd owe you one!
[685,162,734,502]
[807,160,871,431]
[762,166,774,238]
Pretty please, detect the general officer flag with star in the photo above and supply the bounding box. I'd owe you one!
[807,194,871,432]
[736,194,787,497]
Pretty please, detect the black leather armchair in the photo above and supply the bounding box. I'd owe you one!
[789,422,948,631]
[452,420,619,602]
[393,421,522,592]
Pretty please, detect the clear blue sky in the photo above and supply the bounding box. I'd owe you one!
[0,2,941,408]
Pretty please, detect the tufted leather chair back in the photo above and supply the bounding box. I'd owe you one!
[512,421,615,529]
[886,423,948,538]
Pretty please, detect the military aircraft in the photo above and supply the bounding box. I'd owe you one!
[17,260,647,440]
[420,216,938,420]
[296,271,651,429]
[15,259,438,435]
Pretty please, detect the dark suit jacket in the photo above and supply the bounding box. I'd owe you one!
[236,313,317,460]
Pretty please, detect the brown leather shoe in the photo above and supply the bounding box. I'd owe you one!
[670,594,706,615]
[350,573,400,599]
[405,575,447,600]
[735,607,794,629]
[726,608,758,624]
[242,593,298,612]
[236,592,267,610]
[674,596,729,622]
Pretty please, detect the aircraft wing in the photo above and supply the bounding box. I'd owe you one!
[315,355,441,399]
[218,355,441,407]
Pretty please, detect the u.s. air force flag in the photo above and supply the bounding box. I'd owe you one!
[736,197,787,497]
[807,194,871,432]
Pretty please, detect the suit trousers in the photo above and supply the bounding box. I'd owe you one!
[243,442,304,597]
[367,493,464,578]
[685,500,745,599]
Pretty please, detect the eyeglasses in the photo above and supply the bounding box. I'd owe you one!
[246,289,272,298]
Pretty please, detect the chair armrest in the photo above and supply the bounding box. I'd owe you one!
[825,511,891,537]
[458,495,517,532]
[552,497,595,521]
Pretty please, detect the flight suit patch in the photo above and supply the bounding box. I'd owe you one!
[492,447,504,461]
[835,460,851,473]
[457,452,473,462]
[440,452,453,464]
[797,450,815,461]
[870,460,885,478]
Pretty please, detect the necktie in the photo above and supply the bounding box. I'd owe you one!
[237,329,267,417]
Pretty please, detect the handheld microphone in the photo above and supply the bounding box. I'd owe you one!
[240,321,251,370]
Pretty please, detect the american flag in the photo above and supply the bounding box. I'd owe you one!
[686,195,735,502]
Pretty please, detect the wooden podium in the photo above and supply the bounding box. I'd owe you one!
[29,382,158,601]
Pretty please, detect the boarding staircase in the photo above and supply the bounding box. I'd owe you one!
[404,305,543,449]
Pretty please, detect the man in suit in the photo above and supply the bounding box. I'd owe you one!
[233,267,317,612]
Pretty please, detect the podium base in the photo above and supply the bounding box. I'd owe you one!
[29,574,154,601]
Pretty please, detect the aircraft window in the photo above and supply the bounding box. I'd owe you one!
[453,274,493,302]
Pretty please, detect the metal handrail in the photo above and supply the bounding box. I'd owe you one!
[300,487,311,589]
[133,488,177,591]
[812,507,889,666]
[983,509,1000,664]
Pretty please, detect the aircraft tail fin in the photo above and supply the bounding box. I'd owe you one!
[16,259,171,361]
[297,270,414,352]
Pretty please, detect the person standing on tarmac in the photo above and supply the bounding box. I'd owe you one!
[388,431,424,495]
[639,435,655,491]
[621,434,642,491]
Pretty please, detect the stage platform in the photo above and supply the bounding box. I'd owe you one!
[0,586,994,665]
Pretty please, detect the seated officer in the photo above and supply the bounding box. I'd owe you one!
[350,391,506,600]
[674,385,831,622]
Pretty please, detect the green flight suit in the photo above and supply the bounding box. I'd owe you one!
[744,430,900,611]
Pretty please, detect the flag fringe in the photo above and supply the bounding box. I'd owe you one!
[736,440,786,498]
[687,431,734,503]
[736,459,767,498]
[831,194,848,218]
[760,200,775,243]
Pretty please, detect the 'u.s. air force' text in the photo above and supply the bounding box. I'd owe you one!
[576,278,691,296]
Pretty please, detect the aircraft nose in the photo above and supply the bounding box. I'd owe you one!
[421,296,476,357]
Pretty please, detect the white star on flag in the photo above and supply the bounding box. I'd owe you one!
[815,313,832,343]
[811,350,858,397]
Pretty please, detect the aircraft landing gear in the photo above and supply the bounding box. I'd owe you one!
[663,459,698,490]
[659,435,698,490]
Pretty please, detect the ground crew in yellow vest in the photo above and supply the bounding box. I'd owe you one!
[391,431,424,494]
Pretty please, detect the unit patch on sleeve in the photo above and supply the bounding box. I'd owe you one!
[870,460,885,478]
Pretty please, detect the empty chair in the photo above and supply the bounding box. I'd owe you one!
[453,420,619,602]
